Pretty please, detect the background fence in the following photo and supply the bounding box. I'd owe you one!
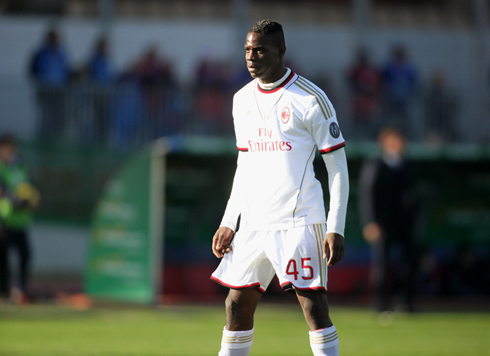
[6,79,489,150]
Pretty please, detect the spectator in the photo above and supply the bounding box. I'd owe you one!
[359,126,419,313]
[424,70,458,143]
[382,45,418,137]
[135,45,175,88]
[30,28,71,140]
[87,37,113,84]
[347,48,383,140]
[0,179,13,302]
[85,37,114,145]
[134,46,179,139]
[193,58,233,135]
[0,135,40,304]
[112,67,144,149]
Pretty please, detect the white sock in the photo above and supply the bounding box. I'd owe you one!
[309,325,339,356]
[218,327,254,356]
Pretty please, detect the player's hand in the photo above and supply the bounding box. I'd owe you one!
[363,222,381,244]
[323,232,344,266]
[212,226,235,258]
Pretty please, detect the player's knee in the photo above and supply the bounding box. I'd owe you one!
[225,290,258,322]
[297,290,332,327]
[225,295,238,317]
[225,294,248,318]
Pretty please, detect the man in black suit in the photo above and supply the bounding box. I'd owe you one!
[359,126,418,312]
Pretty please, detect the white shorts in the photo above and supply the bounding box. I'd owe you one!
[211,224,328,293]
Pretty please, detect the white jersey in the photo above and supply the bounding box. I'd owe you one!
[222,70,345,231]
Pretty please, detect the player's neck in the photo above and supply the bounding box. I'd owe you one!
[258,68,290,91]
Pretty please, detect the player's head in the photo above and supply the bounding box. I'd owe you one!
[0,134,17,163]
[46,29,60,47]
[378,126,406,155]
[248,20,285,49]
[392,44,407,62]
[245,19,286,83]
[95,36,109,55]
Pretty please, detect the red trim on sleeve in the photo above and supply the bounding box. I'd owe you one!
[257,71,296,94]
[319,142,345,154]
[210,276,265,293]
[237,146,249,152]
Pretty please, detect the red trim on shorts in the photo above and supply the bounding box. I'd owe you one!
[280,282,327,293]
[237,146,249,152]
[319,142,345,154]
[210,276,265,293]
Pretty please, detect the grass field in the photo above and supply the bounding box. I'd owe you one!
[0,303,489,355]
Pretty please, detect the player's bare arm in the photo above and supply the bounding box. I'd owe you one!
[212,226,234,258]
[323,232,344,266]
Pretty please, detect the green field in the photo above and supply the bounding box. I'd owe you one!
[0,303,489,355]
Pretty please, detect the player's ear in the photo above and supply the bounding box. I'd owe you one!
[279,45,286,57]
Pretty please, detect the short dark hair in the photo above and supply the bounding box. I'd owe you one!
[0,134,16,147]
[249,19,285,48]
[378,126,405,142]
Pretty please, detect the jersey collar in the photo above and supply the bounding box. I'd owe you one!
[257,70,296,94]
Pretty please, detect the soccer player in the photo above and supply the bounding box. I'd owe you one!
[211,20,349,356]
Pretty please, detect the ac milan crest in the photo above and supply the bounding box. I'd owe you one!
[281,107,290,124]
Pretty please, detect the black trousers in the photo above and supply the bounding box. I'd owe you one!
[371,234,418,312]
[0,228,31,297]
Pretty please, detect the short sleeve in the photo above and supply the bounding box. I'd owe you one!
[304,96,345,154]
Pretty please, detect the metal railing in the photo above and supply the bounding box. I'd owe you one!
[30,82,235,150]
[0,80,488,148]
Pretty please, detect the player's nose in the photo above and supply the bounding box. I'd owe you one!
[246,51,257,61]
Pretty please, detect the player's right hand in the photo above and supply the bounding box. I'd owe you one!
[212,226,235,258]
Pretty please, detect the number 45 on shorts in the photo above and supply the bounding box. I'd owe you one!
[286,258,314,280]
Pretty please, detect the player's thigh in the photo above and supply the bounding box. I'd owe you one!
[226,287,263,313]
[267,224,328,291]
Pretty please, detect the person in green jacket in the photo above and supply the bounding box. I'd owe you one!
[0,183,13,222]
[0,135,40,302]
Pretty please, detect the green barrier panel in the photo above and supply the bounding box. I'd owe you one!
[85,140,166,304]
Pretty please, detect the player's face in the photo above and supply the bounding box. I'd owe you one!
[245,32,285,84]
[0,144,14,163]
[381,134,405,155]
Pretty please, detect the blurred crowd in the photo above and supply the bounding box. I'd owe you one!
[346,46,459,143]
[30,28,250,148]
[29,28,461,147]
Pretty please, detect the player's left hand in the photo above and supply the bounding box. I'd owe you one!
[323,232,344,266]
